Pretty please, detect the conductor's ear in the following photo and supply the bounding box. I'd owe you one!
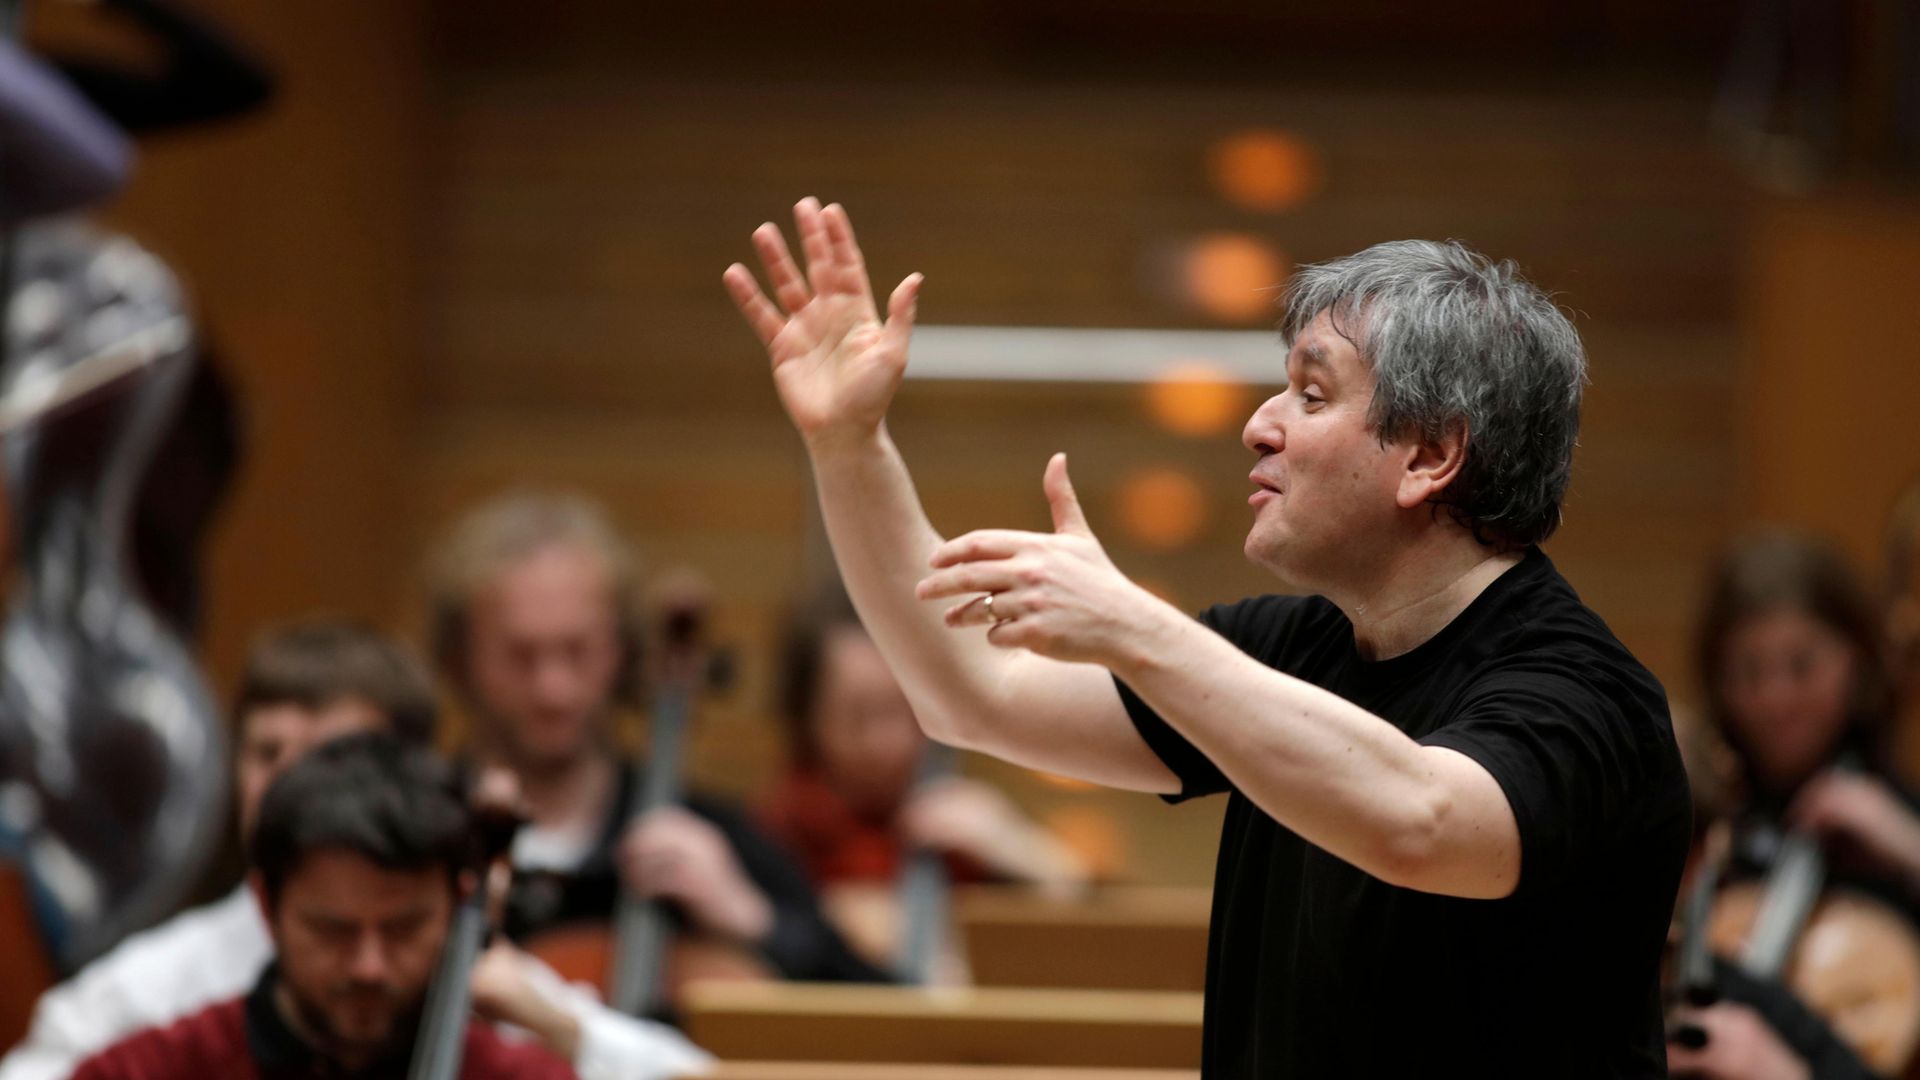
[1397,419,1467,511]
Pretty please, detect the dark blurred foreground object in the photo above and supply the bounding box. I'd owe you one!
[0,39,129,225]
[0,0,260,1049]
[44,0,273,135]
[0,221,224,980]
[40,0,267,637]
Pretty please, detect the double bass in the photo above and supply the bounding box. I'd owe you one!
[0,221,224,977]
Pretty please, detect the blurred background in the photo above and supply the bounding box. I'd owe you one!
[21,0,1920,886]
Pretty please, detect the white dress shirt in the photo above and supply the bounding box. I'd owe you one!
[0,885,713,1080]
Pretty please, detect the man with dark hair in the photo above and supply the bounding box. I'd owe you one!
[71,732,572,1078]
[1,619,709,1080]
[724,200,1693,1076]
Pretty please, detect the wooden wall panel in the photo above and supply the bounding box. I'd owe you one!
[1738,195,1920,570]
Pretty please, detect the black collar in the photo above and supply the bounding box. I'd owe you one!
[244,964,416,1079]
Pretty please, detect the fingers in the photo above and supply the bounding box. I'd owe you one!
[824,202,864,273]
[984,616,1025,650]
[883,272,923,356]
[928,528,1043,570]
[752,221,812,314]
[1661,1045,1706,1077]
[723,264,784,348]
[485,860,512,927]
[919,562,1019,602]
[942,591,1003,627]
[632,805,703,844]
[823,203,878,314]
[795,197,835,299]
[1663,1008,1715,1076]
[623,812,708,895]
[1785,772,1852,828]
[1044,452,1091,536]
[737,199,909,352]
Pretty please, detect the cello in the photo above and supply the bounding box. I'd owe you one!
[892,740,955,985]
[0,220,224,975]
[1672,804,1920,1076]
[524,588,767,1013]
[408,780,524,1080]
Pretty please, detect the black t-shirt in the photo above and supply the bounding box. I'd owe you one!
[1119,547,1692,1078]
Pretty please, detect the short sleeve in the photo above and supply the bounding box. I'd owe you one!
[1117,596,1311,804]
[1116,674,1227,803]
[1419,668,1676,896]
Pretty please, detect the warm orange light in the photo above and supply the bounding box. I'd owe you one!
[1146,360,1253,438]
[1034,770,1100,793]
[1183,233,1289,323]
[1207,129,1324,213]
[1117,467,1209,551]
[1043,806,1126,880]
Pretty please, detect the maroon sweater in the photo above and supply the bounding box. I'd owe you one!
[71,970,575,1080]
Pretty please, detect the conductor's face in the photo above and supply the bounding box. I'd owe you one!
[1240,311,1408,586]
[464,543,624,771]
[268,850,451,1068]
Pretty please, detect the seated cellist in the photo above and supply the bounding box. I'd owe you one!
[69,732,574,1079]
[424,492,883,992]
[0,619,709,1080]
[757,585,1090,969]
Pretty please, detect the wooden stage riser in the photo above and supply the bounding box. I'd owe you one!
[684,985,1203,1070]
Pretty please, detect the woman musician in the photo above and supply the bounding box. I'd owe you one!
[1671,532,1920,1079]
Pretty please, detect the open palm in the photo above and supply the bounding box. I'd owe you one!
[724,198,922,442]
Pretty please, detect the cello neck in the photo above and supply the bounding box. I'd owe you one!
[894,741,957,985]
[607,609,709,1015]
[1738,828,1827,979]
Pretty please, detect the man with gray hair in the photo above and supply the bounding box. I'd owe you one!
[724,200,1691,1076]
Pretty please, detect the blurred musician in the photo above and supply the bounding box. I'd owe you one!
[0,620,709,1080]
[759,587,1089,967]
[426,493,882,985]
[68,732,574,1079]
[1669,532,1920,1080]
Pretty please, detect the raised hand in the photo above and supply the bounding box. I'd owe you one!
[916,453,1164,666]
[723,198,922,447]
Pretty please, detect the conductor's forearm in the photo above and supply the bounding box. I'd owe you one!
[808,426,1012,743]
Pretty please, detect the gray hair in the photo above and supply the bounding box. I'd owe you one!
[425,490,646,702]
[1280,239,1587,548]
